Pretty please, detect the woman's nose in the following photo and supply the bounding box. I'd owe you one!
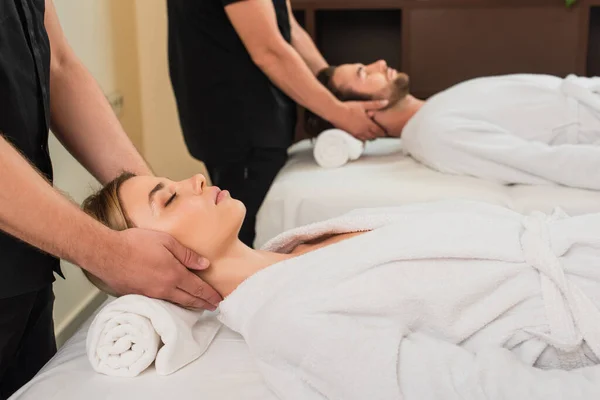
[190,174,206,194]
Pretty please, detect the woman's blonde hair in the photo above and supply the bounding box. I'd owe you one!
[80,172,136,296]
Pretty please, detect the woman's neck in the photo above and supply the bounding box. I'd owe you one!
[194,230,368,299]
[195,240,292,298]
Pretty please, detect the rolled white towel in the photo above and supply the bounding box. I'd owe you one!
[87,294,221,377]
[313,129,364,168]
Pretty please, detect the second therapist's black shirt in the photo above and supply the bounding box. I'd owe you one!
[167,0,297,165]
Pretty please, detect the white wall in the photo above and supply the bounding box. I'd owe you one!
[134,0,209,181]
[50,0,118,346]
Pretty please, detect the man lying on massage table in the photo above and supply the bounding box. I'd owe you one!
[306,61,600,191]
[81,172,600,399]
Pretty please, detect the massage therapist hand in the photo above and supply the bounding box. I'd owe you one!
[333,99,389,141]
[96,228,222,311]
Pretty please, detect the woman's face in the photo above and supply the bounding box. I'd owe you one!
[119,174,246,255]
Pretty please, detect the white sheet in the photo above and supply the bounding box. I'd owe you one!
[255,139,600,248]
[15,139,600,399]
[222,202,600,399]
[11,299,275,400]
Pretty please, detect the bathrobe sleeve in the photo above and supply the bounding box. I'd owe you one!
[399,332,600,400]
[404,118,600,190]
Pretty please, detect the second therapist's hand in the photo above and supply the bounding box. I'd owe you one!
[98,228,222,310]
[334,99,389,141]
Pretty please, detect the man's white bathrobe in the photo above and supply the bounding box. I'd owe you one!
[401,74,600,190]
[218,201,600,400]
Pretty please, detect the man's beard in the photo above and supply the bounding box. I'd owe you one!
[383,73,410,110]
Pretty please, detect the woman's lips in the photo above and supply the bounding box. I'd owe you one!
[216,189,229,204]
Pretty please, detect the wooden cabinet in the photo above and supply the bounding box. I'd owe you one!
[588,5,600,76]
[291,0,599,139]
[317,10,402,69]
[405,7,582,98]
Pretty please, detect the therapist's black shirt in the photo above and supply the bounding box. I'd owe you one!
[0,0,61,298]
[167,0,297,165]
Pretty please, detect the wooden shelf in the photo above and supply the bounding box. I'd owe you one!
[405,6,582,97]
[588,6,600,76]
[317,10,402,68]
[293,0,581,9]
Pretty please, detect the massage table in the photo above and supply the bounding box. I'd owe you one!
[11,299,276,400]
[256,138,600,247]
[12,138,600,400]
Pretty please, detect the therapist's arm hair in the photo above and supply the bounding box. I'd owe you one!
[224,0,346,127]
[44,0,151,185]
[0,134,121,279]
[287,1,328,75]
[0,136,219,309]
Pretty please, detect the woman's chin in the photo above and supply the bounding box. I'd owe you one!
[222,196,246,217]
[235,199,247,215]
[226,196,245,209]
[217,195,246,228]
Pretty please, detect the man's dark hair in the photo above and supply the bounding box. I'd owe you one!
[304,66,373,138]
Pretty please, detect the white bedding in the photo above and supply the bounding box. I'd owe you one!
[223,202,600,399]
[402,74,600,190]
[13,138,600,399]
[255,139,600,248]
[11,300,274,400]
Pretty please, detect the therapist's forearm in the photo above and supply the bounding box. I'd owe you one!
[49,58,152,184]
[291,24,328,75]
[0,135,119,271]
[253,42,343,123]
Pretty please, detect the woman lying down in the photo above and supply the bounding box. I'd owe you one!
[82,172,600,399]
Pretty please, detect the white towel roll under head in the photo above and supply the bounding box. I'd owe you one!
[313,129,364,168]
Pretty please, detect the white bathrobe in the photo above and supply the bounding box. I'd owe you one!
[218,201,600,400]
[401,74,600,190]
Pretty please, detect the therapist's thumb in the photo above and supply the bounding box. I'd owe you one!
[362,99,389,111]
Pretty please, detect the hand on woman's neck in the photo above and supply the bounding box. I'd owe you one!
[374,95,424,138]
[194,240,291,299]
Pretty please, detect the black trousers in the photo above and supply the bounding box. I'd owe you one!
[206,147,288,247]
[0,286,56,400]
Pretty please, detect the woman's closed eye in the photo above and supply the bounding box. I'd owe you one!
[165,192,177,207]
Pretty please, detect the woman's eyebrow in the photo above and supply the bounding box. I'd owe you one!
[148,182,165,206]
